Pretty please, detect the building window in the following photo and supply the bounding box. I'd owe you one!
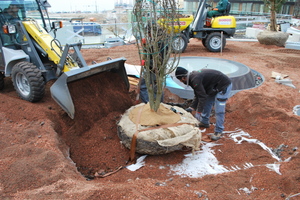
[241,3,253,15]
[231,3,239,14]
[252,3,262,14]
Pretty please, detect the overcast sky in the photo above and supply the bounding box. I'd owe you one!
[48,0,115,12]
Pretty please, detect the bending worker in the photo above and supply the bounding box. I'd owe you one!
[207,0,228,18]
[175,67,232,141]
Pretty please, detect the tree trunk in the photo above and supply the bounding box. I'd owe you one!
[132,0,181,113]
[270,9,277,31]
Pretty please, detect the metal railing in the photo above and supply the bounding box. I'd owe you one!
[53,22,134,48]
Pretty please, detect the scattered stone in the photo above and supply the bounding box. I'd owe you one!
[272,144,288,158]
[293,147,298,151]
[155,182,167,186]
[197,192,203,198]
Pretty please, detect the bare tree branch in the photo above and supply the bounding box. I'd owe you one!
[132,0,181,111]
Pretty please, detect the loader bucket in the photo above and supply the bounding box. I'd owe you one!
[50,58,129,119]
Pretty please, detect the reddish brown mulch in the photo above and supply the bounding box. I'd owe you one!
[0,39,299,199]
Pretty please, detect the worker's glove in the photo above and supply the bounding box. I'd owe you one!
[185,107,194,113]
[213,8,219,10]
[141,60,145,66]
[195,112,201,121]
[141,38,146,45]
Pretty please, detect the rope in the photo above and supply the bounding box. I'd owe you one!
[139,42,168,56]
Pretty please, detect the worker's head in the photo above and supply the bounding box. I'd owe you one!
[8,2,20,17]
[175,66,188,84]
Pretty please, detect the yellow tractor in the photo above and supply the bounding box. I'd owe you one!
[165,0,236,52]
[0,0,129,119]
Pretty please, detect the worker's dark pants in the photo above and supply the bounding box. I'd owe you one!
[140,77,150,103]
[200,83,232,133]
[207,10,224,18]
[139,73,164,103]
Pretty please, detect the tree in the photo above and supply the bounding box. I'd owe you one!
[132,0,181,112]
[263,0,286,31]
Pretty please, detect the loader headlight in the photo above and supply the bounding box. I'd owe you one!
[52,21,63,30]
[2,24,16,34]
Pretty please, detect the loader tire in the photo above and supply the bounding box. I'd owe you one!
[205,32,226,52]
[12,62,45,102]
[172,33,188,53]
[0,72,4,90]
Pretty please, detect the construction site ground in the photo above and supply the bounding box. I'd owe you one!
[0,39,300,199]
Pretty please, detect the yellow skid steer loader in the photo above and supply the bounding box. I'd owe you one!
[0,0,129,119]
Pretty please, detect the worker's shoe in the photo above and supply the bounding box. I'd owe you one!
[199,122,210,128]
[210,132,224,141]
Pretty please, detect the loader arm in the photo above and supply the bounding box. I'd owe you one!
[22,19,79,73]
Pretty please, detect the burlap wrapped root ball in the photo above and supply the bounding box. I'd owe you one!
[117,103,201,155]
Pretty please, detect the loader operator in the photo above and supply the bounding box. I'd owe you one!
[207,0,228,18]
[0,2,20,44]
[175,66,232,141]
[3,3,20,22]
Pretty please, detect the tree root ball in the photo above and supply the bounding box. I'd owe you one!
[117,103,201,155]
[257,30,289,47]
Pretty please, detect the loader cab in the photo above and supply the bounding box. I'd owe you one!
[0,0,51,73]
[0,1,22,47]
[0,2,23,22]
[0,0,37,47]
[0,0,60,53]
[0,0,53,46]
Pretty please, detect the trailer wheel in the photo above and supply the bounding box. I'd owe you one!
[12,62,45,102]
[0,72,4,90]
[205,32,226,52]
[172,34,188,53]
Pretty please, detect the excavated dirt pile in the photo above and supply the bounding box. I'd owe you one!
[55,72,134,177]
[0,39,300,199]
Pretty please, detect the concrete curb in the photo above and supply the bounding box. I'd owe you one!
[228,38,300,50]
[285,42,300,50]
[228,38,258,42]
